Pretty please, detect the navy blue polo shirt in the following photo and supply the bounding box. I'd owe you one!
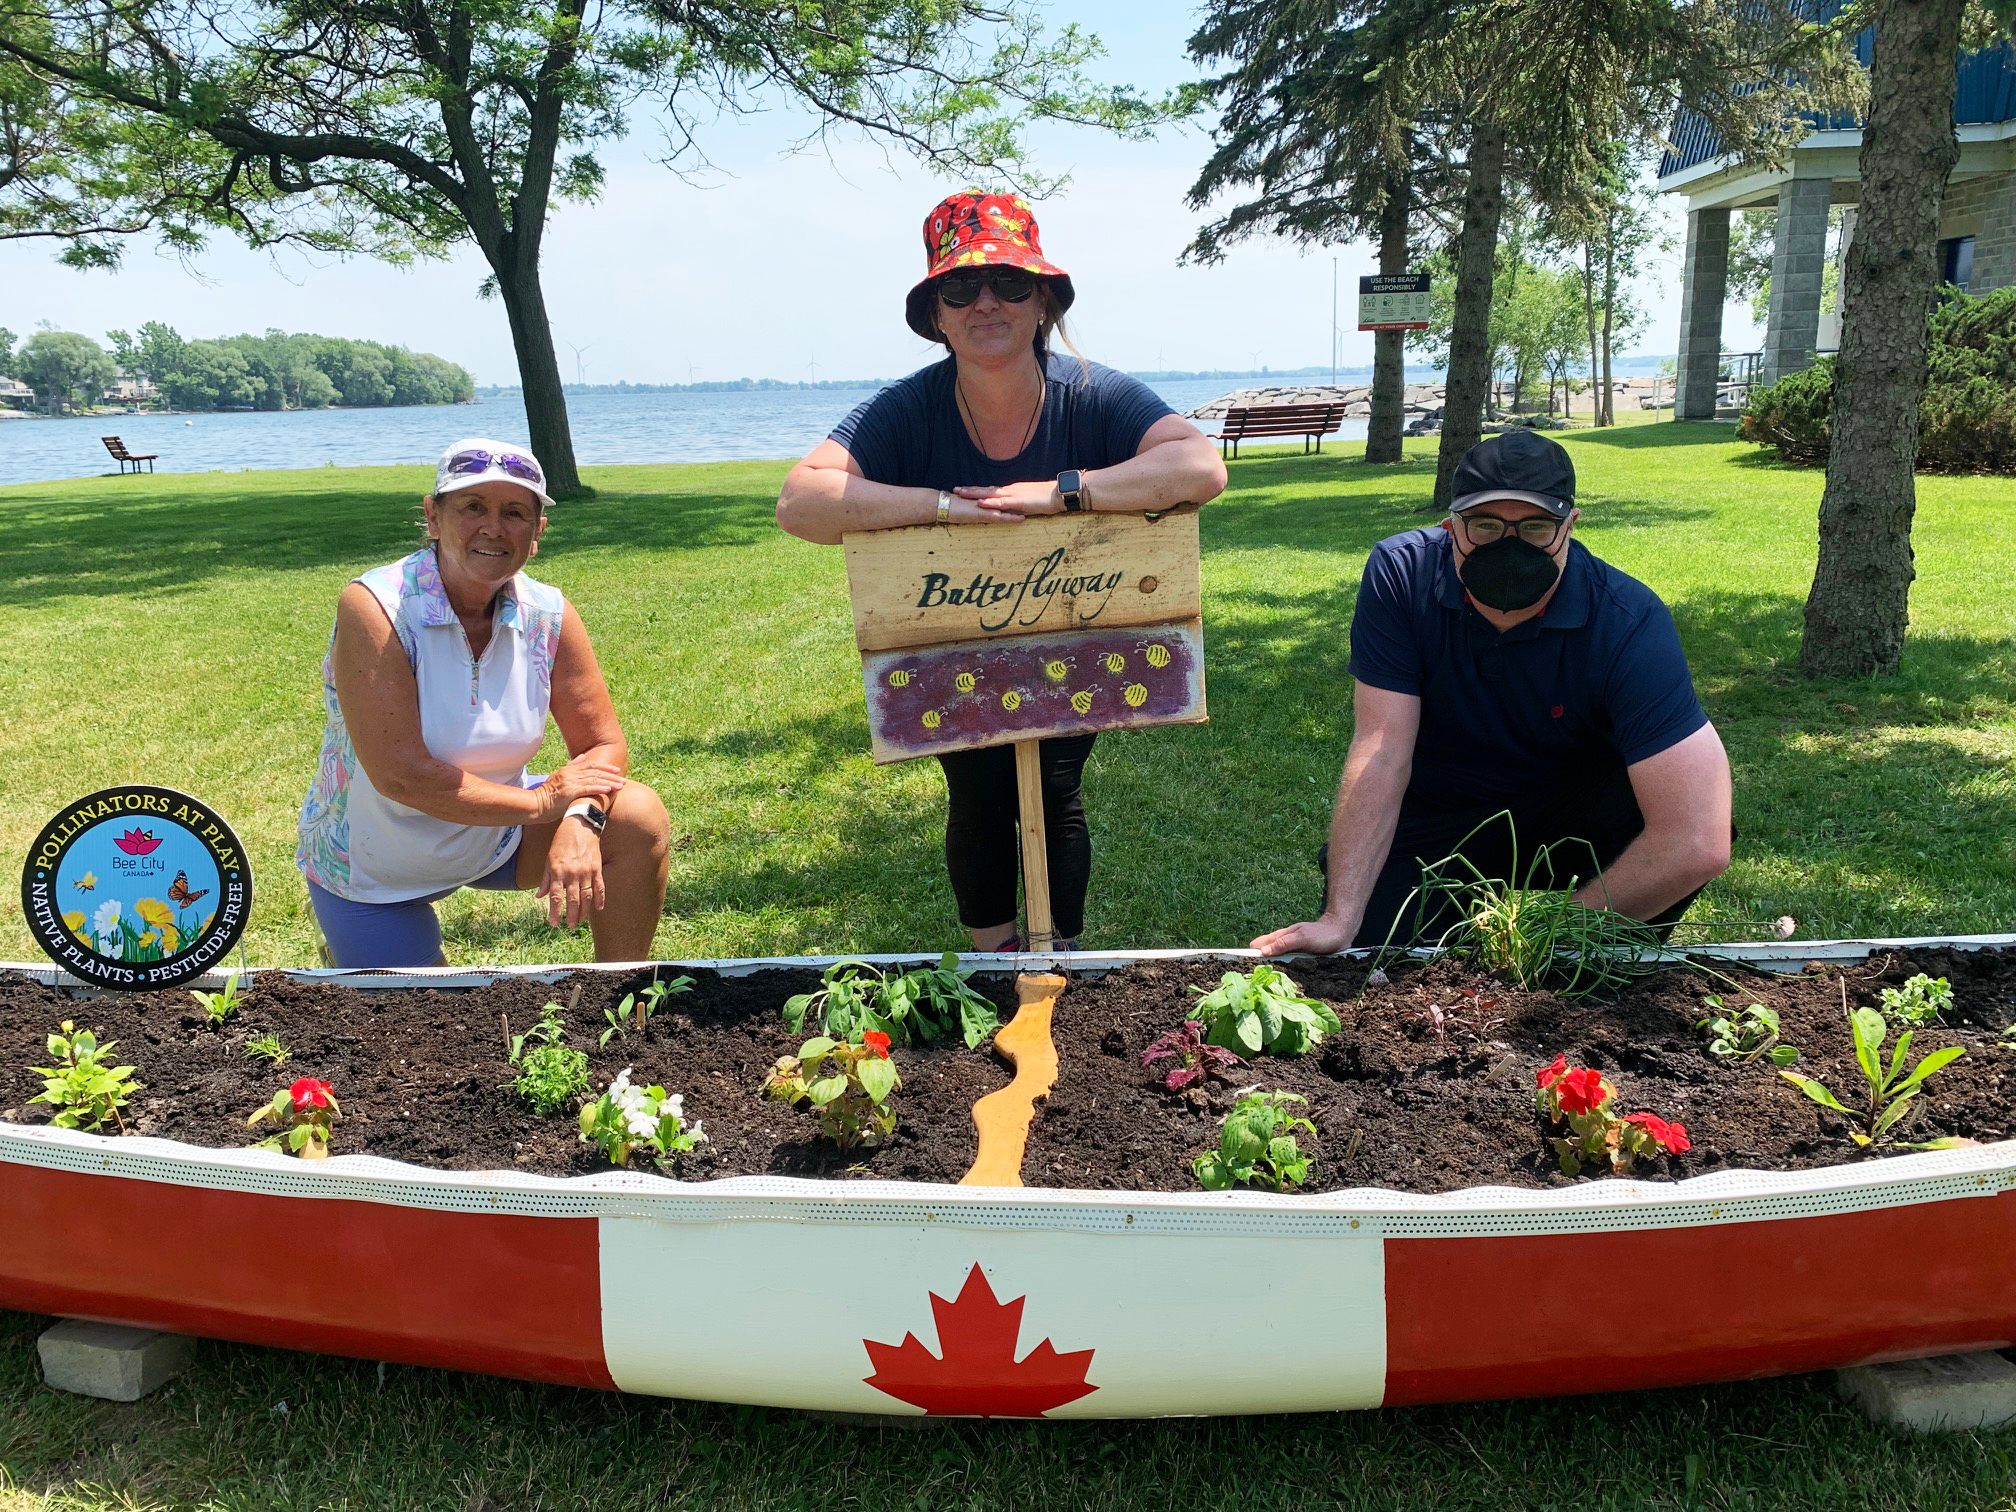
[1348,528,1707,809]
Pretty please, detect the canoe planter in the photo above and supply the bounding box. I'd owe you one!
[3,937,2016,1418]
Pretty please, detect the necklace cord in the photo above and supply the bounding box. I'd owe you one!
[955,362,1045,461]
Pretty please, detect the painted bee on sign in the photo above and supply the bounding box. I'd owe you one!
[955,671,977,692]
[922,710,942,729]
[1069,690,1094,715]
[1142,644,1170,669]
[888,669,912,687]
[1102,653,1125,674]
[1000,690,1023,711]
[1123,683,1148,708]
[1043,659,1069,682]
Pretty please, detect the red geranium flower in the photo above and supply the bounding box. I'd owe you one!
[1626,1112,1690,1153]
[290,1077,336,1110]
[1555,1067,1611,1115]
[1536,1053,1567,1090]
[862,1031,891,1058]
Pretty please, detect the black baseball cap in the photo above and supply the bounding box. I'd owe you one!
[1450,430,1576,518]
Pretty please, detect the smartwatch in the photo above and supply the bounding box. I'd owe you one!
[564,799,607,836]
[1058,469,1086,513]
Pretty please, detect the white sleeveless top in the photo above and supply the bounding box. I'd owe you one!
[296,548,565,903]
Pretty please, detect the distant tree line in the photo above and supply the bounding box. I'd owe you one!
[0,322,472,414]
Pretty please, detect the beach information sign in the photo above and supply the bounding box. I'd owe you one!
[841,509,1207,764]
[1358,273,1432,332]
[21,785,252,990]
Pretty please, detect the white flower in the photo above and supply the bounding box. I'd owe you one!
[93,899,121,934]
[607,1068,634,1098]
[688,1119,707,1145]
[625,1112,658,1140]
[660,1093,684,1122]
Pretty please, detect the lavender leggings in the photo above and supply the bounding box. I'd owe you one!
[305,842,522,968]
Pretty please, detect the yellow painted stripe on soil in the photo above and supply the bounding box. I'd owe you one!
[961,972,1065,1187]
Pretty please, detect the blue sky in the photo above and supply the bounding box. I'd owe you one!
[0,3,1741,386]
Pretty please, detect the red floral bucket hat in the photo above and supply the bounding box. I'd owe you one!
[905,191,1075,342]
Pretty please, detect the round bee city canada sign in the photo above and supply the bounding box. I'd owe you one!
[20,785,252,991]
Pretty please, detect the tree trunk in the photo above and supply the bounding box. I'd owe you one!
[1798,0,1962,678]
[1583,244,1600,425]
[1435,122,1505,511]
[1600,216,1618,427]
[1366,164,1412,464]
[495,261,584,498]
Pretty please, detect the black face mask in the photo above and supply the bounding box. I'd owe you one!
[1458,536,1561,611]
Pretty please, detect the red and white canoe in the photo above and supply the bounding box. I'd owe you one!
[4,936,2014,1418]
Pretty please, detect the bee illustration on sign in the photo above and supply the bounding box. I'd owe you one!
[73,871,96,892]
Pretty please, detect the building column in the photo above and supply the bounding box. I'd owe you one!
[1973,171,2016,292]
[1675,207,1730,421]
[1762,177,1832,385]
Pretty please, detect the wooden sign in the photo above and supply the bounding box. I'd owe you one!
[843,509,1202,654]
[842,511,1207,765]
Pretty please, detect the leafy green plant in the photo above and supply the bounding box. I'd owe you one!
[1193,1089,1316,1192]
[1780,1005,1968,1149]
[29,1020,139,1133]
[1696,996,1798,1065]
[600,974,695,1048]
[782,954,998,1049]
[578,1068,706,1168]
[1380,815,1682,996]
[764,1031,899,1148]
[189,971,244,1025]
[1877,974,1952,1028]
[508,1002,589,1115]
[1187,966,1340,1056]
[1141,1019,1247,1093]
[244,1032,290,1065]
[247,1078,339,1160]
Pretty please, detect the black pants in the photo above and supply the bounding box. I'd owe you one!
[937,734,1095,938]
[1320,759,1712,949]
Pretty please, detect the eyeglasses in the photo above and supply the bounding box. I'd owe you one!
[1455,512,1566,548]
[934,267,1040,307]
[445,448,543,485]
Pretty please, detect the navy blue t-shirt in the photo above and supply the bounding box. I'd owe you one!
[829,353,1175,488]
[1348,528,1708,808]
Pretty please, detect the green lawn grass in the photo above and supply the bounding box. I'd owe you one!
[1,419,2011,966]
[3,421,2015,1508]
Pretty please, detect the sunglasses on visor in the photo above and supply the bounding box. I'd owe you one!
[444,448,544,485]
[934,267,1040,307]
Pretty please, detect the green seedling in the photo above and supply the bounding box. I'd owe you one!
[1780,1002,1967,1149]
[29,1020,140,1133]
[189,971,244,1025]
[600,974,695,1047]
[508,1001,589,1115]
[1696,996,1798,1065]
[1187,965,1340,1057]
[1378,813,1687,996]
[1877,973,1953,1028]
[244,1032,290,1066]
[782,954,998,1049]
[764,1033,900,1148]
[1194,1089,1316,1192]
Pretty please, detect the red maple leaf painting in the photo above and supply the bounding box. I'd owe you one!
[862,1265,1097,1417]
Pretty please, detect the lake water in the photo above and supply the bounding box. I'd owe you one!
[0,377,1370,487]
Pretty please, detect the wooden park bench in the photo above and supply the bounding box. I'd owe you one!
[1208,401,1349,460]
[102,436,159,474]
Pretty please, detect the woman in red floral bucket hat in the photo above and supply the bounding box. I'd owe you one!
[778,191,1226,953]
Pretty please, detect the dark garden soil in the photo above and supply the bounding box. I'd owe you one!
[0,967,1018,1184]
[1024,947,2016,1194]
[4,948,2015,1194]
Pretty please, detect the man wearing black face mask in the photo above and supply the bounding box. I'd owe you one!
[1253,429,1733,956]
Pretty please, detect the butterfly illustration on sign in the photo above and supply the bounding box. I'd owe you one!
[167,870,210,908]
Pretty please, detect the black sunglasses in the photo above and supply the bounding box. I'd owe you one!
[934,267,1040,307]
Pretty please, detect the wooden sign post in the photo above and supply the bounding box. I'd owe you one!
[842,510,1207,950]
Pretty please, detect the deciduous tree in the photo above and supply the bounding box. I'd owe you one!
[0,0,1175,495]
[17,326,114,411]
